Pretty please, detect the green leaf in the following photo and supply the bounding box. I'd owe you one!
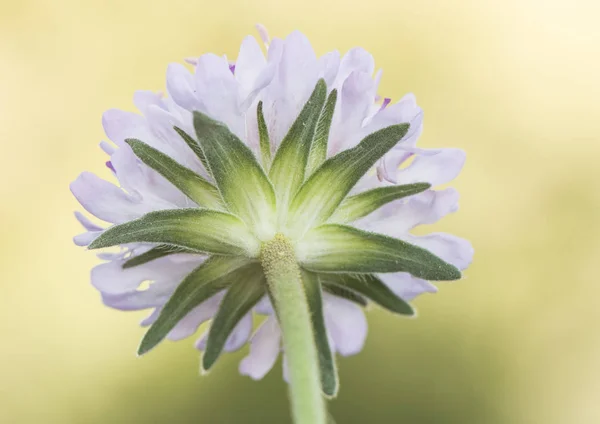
[298,224,461,281]
[193,112,277,239]
[126,139,222,209]
[306,89,337,176]
[202,264,265,371]
[89,209,260,257]
[122,245,196,269]
[173,126,210,173]
[287,123,410,238]
[269,79,327,212]
[329,182,431,223]
[138,256,253,355]
[321,281,367,307]
[321,273,414,316]
[303,270,338,397]
[257,101,271,170]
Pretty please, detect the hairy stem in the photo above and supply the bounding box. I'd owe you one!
[260,234,326,424]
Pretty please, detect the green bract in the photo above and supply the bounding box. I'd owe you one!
[88,79,461,397]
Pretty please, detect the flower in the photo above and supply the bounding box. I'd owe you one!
[71,25,472,398]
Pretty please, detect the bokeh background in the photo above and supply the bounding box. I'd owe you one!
[2,0,599,422]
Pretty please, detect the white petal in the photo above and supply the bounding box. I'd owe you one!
[324,294,367,356]
[70,172,149,223]
[378,273,438,301]
[403,233,474,270]
[239,316,282,380]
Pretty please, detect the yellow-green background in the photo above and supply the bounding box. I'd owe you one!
[2,0,599,422]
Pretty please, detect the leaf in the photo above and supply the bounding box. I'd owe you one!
[329,183,431,223]
[138,256,253,355]
[321,273,414,316]
[122,245,197,269]
[269,79,327,212]
[297,224,461,281]
[287,123,410,238]
[126,139,222,209]
[202,264,265,371]
[89,209,260,257]
[303,270,338,397]
[193,112,277,239]
[306,89,337,176]
[173,126,210,173]
[257,101,271,170]
[321,281,367,307]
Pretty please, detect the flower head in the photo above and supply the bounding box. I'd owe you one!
[71,26,472,399]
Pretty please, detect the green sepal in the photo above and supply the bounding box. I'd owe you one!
[287,123,410,238]
[122,245,196,269]
[306,89,337,176]
[202,264,265,371]
[298,224,461,281]
[302,270,338,398]
[257,101,271,170]
[269,79,327,212]
[88,209,260,257]
[125,139,222,209]
[173,126,210,173]
[321,273,414,316]
[138,256,253,355]
[321,281,368,307]
[193,112,277,239]
[329,182,431,224]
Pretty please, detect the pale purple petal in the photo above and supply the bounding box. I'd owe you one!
[70,172,150,223]
[166,63,202,110]
[74,211,103,231]
[195,312,254,352]
[324,294,367,356]
[102,109,153,146]
[378,273,438,301]
[357,188,459,237]
[167,293,223,341]
[239,316,281,380]
[133,90,166,115]
[403,233,473,270]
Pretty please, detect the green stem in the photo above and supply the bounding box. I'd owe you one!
[260,234,326,424]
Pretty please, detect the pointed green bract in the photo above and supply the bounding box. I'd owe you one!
[126,139,222,209]
[306,89,337,176]
[287,123,410,238]
[202,265,265,371]
[329,182,431,224]
[122,245,196,269]
[302,271,338,397]
[269,79,327,213]
[321,274,414,316]
[173,126,210,172]
[89,209,260,257]
[138,256,253,355]
[298,224,461,280]
[321,282,368,307]
[257,101,272,170]
[193,112,277,239]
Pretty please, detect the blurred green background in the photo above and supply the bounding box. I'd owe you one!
[2,0,599,422]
